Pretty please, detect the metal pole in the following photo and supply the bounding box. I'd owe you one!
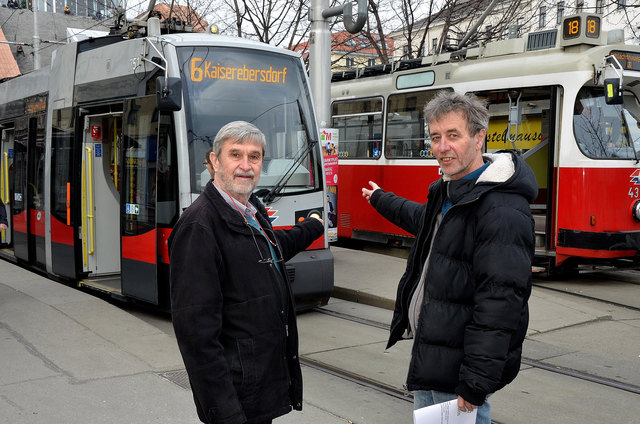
[32,2,41,70]
[458,0,499,50]
[309,0,366,127]
[309,0,332,127]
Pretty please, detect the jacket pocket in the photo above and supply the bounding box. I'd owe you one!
[230,338,258,402]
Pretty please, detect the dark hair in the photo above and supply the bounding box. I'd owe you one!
[424,91,489,136]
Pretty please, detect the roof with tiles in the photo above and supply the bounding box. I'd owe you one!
[293,30,394,58]
[0,27,20,80]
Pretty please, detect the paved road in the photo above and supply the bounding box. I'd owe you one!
[1,247,639,423]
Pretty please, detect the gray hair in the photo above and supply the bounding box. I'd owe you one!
[212,121,267,156]
[424,91,489,136]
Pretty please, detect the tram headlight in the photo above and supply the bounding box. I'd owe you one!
[632,200,640,222]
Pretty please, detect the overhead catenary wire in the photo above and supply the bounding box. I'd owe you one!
[2,0,150,55]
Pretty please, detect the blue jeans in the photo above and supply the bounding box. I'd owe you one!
[413,390,491,424]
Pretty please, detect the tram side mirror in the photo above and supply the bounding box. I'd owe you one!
[604,78,623,105]
[156,77,182,111]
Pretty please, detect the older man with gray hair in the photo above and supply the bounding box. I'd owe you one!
[169,121,324,424]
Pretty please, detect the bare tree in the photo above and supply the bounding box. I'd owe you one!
[203,0,313,49]
[392,0,447,59]
[363,0,393,63]
[434,0,532,53]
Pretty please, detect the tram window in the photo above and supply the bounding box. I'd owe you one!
[178,46,321,195]
[574,87,640,160]
[156,112,178,226]
[387,90,440,159]
[13,120,28,213]
[122,97,157,235]
[476,88,550,153]
[331,98,383,159]
[473,87,553,206]
[51,108,75,225]
[33,125,45,211]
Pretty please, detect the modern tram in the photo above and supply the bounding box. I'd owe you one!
[0,19,333,310]
[331,13,640,272]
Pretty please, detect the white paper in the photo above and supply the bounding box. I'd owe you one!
[413,399,477,424]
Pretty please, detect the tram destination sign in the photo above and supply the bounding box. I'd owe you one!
[610,51,640,72]
[189,57,288,84]
[562,14,600,40]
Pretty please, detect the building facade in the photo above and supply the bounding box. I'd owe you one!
[390,0,639,61]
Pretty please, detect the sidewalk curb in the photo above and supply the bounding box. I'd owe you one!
[332,286,396,311]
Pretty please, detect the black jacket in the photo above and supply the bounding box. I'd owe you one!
[168,182,324,424]
[370,151,537,405]
[0,199,7,226]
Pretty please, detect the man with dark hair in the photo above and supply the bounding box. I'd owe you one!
[169,121,324,424]
[362,91,537,423]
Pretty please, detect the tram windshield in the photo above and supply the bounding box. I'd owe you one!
[573,87,640,160]
[177,46,321,195]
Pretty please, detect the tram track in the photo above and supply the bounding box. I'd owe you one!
[310,306,640,396]
[299,357,414,403]
[342,242,640,311]
[532,267,640,312]
[531,280,640,312]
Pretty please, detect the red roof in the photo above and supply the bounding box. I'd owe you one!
[293,31,394,58]
[0,28,20,80]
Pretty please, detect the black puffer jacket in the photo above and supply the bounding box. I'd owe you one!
[370,151,537,405]
[168,182,324,424]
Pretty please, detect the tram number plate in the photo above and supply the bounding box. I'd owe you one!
[126,203,140,215]
[629,187,640,199]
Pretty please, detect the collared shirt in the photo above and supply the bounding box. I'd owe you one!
[213,182,282,275]
[214,182,259,218]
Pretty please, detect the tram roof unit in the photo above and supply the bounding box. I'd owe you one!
[0,29,305,117]
[332,14,640,97]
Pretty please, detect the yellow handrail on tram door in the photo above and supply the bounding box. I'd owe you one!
[114,119,119,191]
[81,151,88,268]
[1,152,7,243]
[84,147,95,256]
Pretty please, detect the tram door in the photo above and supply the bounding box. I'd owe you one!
[476,87,556,251]
[81,114,122,276]
[0,128,14,248]
[13,117,46,266]
[120,97,158,304]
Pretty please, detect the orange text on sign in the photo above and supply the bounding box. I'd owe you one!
[190,57,287,84]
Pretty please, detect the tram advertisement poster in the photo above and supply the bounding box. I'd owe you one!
[320,128,338,242]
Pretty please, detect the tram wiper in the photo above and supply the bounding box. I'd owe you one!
[258,139,318,204]
[257,99,317,204]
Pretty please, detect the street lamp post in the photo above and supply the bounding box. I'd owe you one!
[308,0,366,127]
[32,1,41,70]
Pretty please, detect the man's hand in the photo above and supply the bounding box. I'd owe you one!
[0,224,7,231]
[361,181,381,204]
[308,212,324,225]
[457,395,478,413]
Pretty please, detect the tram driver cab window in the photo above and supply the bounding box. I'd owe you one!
[331,98,383,159]
[574,87,640,159]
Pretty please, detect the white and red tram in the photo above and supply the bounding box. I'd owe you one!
[331,14,640,272]
[0,21,333,309]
